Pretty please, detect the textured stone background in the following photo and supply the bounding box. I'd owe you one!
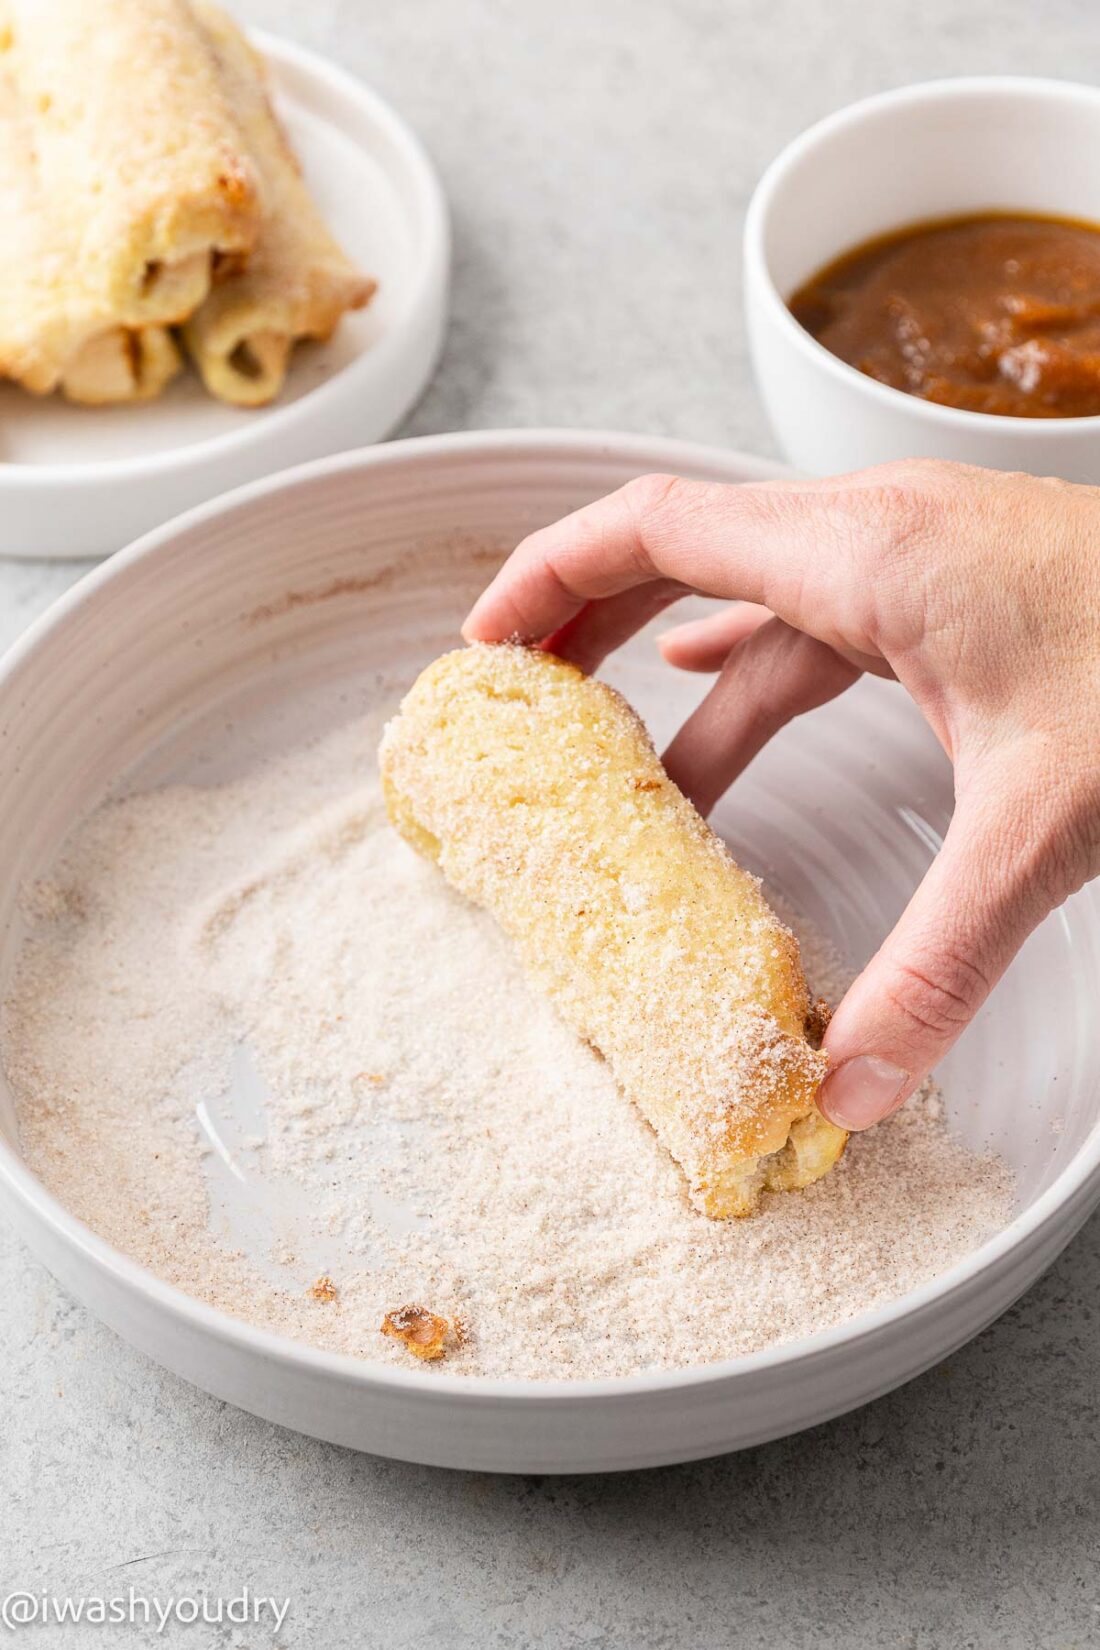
[2,2,1098,1645]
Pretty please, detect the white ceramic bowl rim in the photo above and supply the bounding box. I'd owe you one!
[0,31,450,487]
[2,427,1100,1403]
[745,75,1100,439]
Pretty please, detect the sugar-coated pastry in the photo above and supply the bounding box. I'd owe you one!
[0,0,372,406]
[0,66,181,400]
[379,645,847,1218]
[182,4,375,406]
[1,0,260,328]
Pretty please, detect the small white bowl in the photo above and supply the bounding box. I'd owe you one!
[745,77,1100,481]
[1,431,1100,1472]
[0,31,449,560]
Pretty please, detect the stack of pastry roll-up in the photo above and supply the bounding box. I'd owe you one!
[0,0,374,405]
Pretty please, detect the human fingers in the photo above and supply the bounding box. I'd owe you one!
[662,619,861,816]
[461,470,901,648]
[542,580,690,675]
[817,765,1073,1130]
[658,604,774,672]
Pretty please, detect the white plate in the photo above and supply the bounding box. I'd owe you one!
[0,32,449,561]
[1,431,1099,1473]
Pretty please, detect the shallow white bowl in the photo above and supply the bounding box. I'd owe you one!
[745,77,1100,482]
[1,431,1099,1473]
[0,31,449,561]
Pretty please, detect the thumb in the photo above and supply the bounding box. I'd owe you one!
[816,774,1062,1131]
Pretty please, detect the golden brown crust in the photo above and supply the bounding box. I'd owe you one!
[1,0,261,328]
[181,3,375,406]
[379,646,847,1218]
[0,66,182,407]
[0,0,369,406]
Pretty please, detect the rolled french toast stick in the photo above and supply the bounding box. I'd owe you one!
[0,61,183,401]
[379,645,847,1218]
[0,0,260,330]
[182,3,375,407]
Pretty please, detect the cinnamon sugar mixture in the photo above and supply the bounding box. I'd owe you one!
[2,715,1014,1379]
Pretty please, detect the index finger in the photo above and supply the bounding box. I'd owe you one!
[461,472,837,645]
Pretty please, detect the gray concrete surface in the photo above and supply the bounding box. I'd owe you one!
[2,2,1098,1645]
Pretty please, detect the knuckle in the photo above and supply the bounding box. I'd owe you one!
[883,949,989,1043]
[865,456,974,492]
[808,477,940,598]
[834,458,963,561]
[852,480,938,561]
[623,471,691,520]
[621,472,712,577]
[818,466,951,644]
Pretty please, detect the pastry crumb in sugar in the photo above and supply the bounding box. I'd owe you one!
[0,710,1016,1380]
[381,1304,456,1362]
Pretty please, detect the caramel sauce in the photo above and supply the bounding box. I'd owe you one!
[789,212,1100,418]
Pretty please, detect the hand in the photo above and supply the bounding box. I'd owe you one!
[463,460,1100,1131]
